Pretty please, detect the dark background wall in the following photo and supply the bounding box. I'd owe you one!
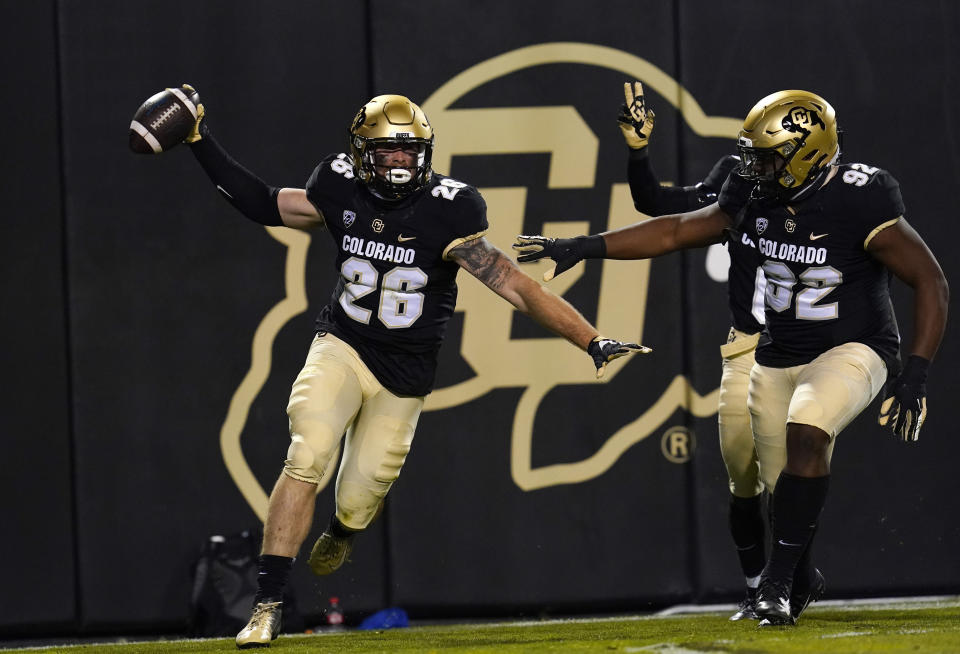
[2,0,957,637]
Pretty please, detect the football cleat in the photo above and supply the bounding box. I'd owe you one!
[308,530,354,576]
[790,568,825,621]
[729,588,759,621]
[236,601,282,649]
[756,576,794,626]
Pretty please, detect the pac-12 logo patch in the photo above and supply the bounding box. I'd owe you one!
[343,210,356,228]
[756,217,768,234]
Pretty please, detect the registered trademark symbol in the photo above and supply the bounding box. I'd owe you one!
[661,426,696,463]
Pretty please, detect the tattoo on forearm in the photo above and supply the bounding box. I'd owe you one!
[453,239,510,290]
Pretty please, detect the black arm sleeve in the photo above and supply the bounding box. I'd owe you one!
[627,151,742,217]
[188,124,283,226]
[627,148,703,216]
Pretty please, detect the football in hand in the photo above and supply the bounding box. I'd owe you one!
[128,86,200,154]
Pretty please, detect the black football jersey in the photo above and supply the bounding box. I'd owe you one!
[732,163,904,370]
[305,153,488,396]
[627,152,763,334]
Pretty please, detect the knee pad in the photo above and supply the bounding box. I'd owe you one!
[334,480,384,530]
[335,415,414,529]
[283,425,339,484]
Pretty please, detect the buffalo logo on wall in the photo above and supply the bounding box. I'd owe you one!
[219,43,742,519]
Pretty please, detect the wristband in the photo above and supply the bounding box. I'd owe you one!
[578,234,607,259]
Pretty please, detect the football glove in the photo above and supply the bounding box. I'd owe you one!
[512,234,606,282]
[588,336,652,379]
[877,355,929,443]
[617,81,656,150]
[181,83,205,144]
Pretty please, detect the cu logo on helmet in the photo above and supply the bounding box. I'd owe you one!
[784,107,825,132]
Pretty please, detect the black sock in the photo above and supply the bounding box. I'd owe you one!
[329,514,359,539]
[793,526,819,591]
[765,472,830,586]
[729,493,766,580]
[254,554,294,604]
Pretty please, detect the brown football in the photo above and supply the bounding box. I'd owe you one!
[128,87,200,154]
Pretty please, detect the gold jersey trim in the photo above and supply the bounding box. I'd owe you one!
[864,216,901,249]
[442,229,488,260]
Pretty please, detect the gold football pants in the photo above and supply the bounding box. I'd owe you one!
[748,341,886,492]
[718,328,763,498]
[284,333,424,530]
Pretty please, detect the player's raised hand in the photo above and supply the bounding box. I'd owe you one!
[512,234,605,282]
[617,81,656,150]
[877,355,929,442]
[181,84,205,144]
[588,336,652,379]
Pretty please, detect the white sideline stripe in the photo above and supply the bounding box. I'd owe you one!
[655,594,960,617]
[129,120,162,153]
[2,596,958,651]
[167,86,198,118]
[820,631,873,638]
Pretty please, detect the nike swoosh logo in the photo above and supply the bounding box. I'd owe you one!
[778,539,805,547]
[216,185,234,200]
[398,235,417,242]
[809,233,828,240]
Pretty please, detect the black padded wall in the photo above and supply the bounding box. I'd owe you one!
[1,0,957,636]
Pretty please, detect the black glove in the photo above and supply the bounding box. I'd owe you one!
[587,336,652,379]
[877,355,929,442]
[512,234,606,282]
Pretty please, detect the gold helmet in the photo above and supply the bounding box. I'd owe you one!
[737,90,839,201]
[348,94,434,199]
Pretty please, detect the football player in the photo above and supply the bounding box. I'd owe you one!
[514,90,948,626]
[174,89,648,648]
[615,82,768,621]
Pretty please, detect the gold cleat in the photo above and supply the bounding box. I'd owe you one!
[308,530,353,576]
[236,601,282,649]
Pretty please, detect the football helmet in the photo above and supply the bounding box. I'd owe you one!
[737,90,839,201]
[349,94,434,200]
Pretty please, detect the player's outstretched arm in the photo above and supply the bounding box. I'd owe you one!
[868,218,949,442]
[513,203,732,282]
[181,84,324,232]
[450,236,650,378]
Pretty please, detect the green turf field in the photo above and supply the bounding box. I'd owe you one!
[7,599,960,653]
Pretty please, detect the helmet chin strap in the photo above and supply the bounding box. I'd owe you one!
[786,163,836,203]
